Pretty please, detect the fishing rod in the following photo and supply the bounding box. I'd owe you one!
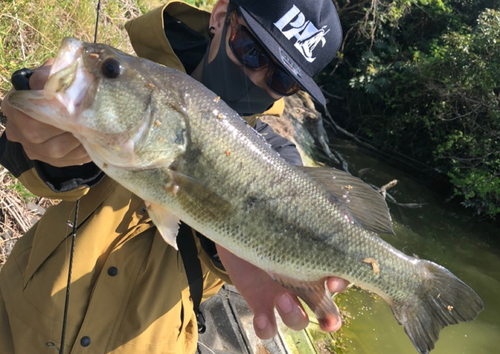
[94,0,102,44]
[58,3,102,353]
[11,1,102,353]
[57,199,80,354]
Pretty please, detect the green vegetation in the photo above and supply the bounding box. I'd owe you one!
[184,0,216,9]
[0,0,217,97]
[5,173,35,203]
[0,0,162,97]
[321,0,500,218]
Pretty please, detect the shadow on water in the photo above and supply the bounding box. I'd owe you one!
[325,139,500,354]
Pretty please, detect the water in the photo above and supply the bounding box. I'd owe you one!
[326,139,500,354]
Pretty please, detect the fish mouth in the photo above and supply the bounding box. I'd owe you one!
[7,38,96,133]
[44,37,95,117]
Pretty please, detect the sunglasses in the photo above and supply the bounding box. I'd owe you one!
[228,14,301,96]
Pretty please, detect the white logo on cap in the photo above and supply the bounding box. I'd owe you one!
[274,5,330,63]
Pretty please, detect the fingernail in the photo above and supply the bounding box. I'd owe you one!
[255,316,268,330]
[277,293,293,314]
[330,278,341,292]
[319,316,342,332]
[329,278,348,293]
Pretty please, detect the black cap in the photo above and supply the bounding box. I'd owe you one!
[230,0,342,106]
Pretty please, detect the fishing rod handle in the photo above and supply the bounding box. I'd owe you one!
[11,68,33,91]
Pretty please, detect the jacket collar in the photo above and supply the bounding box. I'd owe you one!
[124,1,210,74]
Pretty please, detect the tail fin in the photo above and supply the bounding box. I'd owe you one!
[391,261,483,354]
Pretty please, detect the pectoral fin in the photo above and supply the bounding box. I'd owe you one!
[298,166,394,234]
[145,202,180,250]
[271,273,341,331]
[169,170,233,223]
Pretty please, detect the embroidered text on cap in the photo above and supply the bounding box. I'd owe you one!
[274,5,330,63]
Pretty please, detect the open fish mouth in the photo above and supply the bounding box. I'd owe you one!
[43,38,95,118]
[7,38,99,138]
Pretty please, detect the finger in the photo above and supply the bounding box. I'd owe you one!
[38,155,92,168]
[47,144,92,167]
[318,300,343,332]
[216,245,280,339]
[25,141,91,167]
[23,133,90,165]
[318,277,347,332]
[65,144,92,163]
[249,280,289,339]
[275,292,309,331]
[253,314,277,340]
[3,103,91,167]
[327,277,350,294]
[4,104,66,145]
[250,285,280,339]
[29,59,54,90]
[29,132,84,160]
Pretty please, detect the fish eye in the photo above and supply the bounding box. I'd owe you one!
[101,58,122,79]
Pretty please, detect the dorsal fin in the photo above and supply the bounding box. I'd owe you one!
[298,166,394,234]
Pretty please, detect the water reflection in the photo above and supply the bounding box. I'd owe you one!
[328,140,500,354]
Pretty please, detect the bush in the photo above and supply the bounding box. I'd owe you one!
[322,1,500,217]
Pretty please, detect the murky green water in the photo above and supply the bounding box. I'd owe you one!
[326,140,500,354]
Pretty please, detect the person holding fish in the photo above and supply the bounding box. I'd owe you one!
[0,0,348,353]
[1,0,486,353]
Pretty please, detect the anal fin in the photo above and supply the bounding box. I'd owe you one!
[272,273,341,331]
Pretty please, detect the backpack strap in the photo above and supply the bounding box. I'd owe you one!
[177,222,206,333]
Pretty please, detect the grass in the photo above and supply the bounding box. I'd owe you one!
[0,0,160,97]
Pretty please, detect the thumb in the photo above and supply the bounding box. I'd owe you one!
[29,59,55,90]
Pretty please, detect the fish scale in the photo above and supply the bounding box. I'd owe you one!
[8,38,483,354]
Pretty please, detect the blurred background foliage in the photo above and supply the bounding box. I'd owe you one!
[321,0,499,218]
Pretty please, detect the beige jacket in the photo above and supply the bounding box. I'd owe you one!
[0,2,234,353]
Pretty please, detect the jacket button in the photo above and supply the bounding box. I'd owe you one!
[107,266,118,276]
[80,336,91,347]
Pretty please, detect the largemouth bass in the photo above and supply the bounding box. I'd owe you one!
[7,38,483,354]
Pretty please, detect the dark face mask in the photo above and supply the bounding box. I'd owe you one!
[201,16,276,116]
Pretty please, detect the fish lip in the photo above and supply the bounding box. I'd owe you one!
[49,37,84,79]
[45,37,94,117]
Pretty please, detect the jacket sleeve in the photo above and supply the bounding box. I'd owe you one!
[0,133,103,200]
[254,119,303,167]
